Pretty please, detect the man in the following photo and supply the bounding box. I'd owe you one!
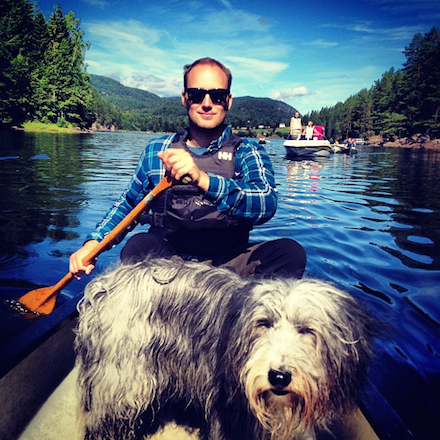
[70,58,306,278]
[290,111,302,140]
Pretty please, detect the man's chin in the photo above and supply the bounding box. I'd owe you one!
[190,120,226,133]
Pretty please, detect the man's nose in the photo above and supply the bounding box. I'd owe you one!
[201,92,213,107]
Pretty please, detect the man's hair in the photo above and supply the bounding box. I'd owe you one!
[183,58,232,90]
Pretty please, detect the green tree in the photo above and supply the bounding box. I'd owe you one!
[32,5,93,127]
[371,68,407,137]
[380,112,407,140]
[401,27,440,137]
[0,0,36,125]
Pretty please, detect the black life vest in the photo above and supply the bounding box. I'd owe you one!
[149,130,248,231]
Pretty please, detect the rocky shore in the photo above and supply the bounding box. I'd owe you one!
[367,134,440,150]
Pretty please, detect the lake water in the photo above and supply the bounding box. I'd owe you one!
[0,130,439,437]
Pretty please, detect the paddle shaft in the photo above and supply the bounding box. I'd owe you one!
[57,174,177,291]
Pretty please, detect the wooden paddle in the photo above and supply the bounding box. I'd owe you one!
[15,174,189,316]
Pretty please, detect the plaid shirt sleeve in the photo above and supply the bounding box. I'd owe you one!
[203,138,278,225]
[85,134,173,243]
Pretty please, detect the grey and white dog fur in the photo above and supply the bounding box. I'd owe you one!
[75,257,377,440]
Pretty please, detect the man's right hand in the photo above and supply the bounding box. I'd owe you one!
[157,149,210,191]
[69,240,99,279]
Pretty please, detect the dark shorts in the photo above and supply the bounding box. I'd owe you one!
[121,229,306,279]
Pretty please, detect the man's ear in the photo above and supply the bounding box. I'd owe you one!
[226,94,233,111]
[181,90,188,107]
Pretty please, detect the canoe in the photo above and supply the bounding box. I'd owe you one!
[1,295,415,440]
[284,139,333,158]
[19,366,379,439]
[0,296,79,440]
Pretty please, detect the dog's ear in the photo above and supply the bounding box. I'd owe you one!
[323,294,378,412]
[216,284,254,376]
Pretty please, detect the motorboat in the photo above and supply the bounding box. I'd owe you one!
[284,125,332,158]
[284,138,332,158]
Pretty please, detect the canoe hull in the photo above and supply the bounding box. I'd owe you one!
[20,366,379,440]
[0,314,77,440]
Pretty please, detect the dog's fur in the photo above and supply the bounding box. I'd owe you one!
[75,258,377,439]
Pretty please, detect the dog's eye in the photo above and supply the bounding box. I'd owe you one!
[256,319,272,329]
[298,327,315,336]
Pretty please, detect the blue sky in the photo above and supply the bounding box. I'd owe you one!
[36,0,440,114]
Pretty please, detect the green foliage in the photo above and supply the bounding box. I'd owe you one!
[0,0,36,124]
[401,27,440,137]
[0,0,93,128]
[304,27,440,141]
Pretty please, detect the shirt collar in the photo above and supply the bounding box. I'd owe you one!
[206,125,232,153]
[176,125,232,154]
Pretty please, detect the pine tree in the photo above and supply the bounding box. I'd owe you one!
[401,27,440,137]
[0,0,36,125]
[31,5,93,126]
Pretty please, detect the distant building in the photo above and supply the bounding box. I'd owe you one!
[279,123,286,128]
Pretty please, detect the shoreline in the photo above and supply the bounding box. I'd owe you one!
[8,125,440,150]
[12,123,89,134]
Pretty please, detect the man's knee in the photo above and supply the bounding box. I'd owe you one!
[120,232,175,263]
[251,238,306,278]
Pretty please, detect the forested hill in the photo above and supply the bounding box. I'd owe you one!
[90,74,297,132]
[90,75,162,110]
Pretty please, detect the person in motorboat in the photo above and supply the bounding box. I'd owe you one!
[69,58,306,280]
[304,120,321,140]
[289,111,302,140]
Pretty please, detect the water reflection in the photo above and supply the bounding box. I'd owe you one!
[0,132,88,266]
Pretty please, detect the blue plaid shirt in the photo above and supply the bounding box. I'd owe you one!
[86,126,277,244]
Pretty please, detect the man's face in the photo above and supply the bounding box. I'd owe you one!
[181,63,232,131]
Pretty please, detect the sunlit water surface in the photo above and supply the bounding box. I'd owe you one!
[0,131,439,437]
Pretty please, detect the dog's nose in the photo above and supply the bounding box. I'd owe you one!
[268,369,292,388]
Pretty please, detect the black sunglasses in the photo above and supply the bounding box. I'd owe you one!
[185,88,230,105]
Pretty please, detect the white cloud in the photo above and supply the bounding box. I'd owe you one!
[125,72,182,96]
[86,20,163,48]
[225,56,288,75]
[218,0,233,9]
[271,87,311,101]
[83,8,289,97]
[337,21,427,42]
[81,0,109,8]
[83,19,185,95]
[306,39,338,48]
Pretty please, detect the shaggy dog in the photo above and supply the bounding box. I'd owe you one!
[75,258,377,440]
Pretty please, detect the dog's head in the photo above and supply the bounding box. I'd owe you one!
[230,278,377,437]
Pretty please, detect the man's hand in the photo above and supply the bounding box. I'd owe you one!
[69,240,98,279]
[158,149,209,191]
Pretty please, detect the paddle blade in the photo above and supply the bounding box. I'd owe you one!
[15,285,60,316]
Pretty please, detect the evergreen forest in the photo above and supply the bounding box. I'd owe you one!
[1,0,439,140]
[304,27,440,141]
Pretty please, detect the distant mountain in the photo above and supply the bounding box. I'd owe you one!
[90,74,298,129]
[90,75,162,111]
[228,96,297,128]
